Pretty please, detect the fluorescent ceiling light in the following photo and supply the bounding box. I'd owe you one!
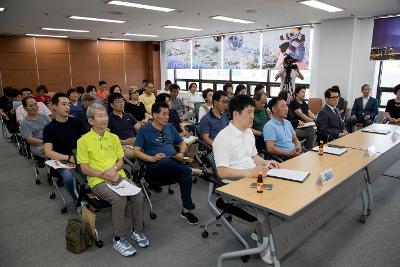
[378,13,400,19]
[41,27,90,33]
[211,16,255,24]
[100,37,132,41]
[163,25,203,31]
[69,16,126,23]
[107,1,175,12]
[123,33,158,37]
[0,7,5,11]
[26,34,68,38]
[299,0,343,12]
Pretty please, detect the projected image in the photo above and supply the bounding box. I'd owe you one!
[166,40,191,69]
[223,33,260,69]
[192,37,222,69]
[262,27,310,70]
[370,17,400,60]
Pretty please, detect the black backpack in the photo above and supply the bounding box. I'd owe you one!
[66,218,94,254]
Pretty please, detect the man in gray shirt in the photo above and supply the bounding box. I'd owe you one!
[169,84,186,118]
[20,96,51,157]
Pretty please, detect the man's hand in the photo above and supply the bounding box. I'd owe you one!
[267,160,280,170]
[364,115,370,120]
[175,152,185,159]
[110,173,120,183]
[351,115,356,120]
[298,120,305,127]
[339,132,348,137]
[103,167,117,180]
[180,129,190,137]
[122,137,135,145]
[250,165,270,177]
[290,149,302,157]
[152,153,166,162]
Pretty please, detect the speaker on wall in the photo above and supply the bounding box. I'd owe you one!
[153,44,160,51]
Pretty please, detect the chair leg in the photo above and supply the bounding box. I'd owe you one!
[140,178,156,220]
[50,176,68,214]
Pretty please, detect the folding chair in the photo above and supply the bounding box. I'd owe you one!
[202,152,258,263]
[0,116,10,140]
[21,140,47,185]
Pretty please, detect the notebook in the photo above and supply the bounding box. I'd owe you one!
[312,146,347,155]
[361,128,391,135]
[267,168,310,183]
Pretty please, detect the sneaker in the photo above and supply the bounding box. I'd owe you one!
[181,210,199,225]
[131,231,149,248]
[258,244,273,265]
[113,238,136,257]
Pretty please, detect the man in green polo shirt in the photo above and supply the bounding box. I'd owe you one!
[251,92,270,153]
[77,103,149,257]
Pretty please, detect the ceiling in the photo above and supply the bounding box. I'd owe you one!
[0,0,399,41]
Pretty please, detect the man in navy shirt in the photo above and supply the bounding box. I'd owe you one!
[132,102,199,225]
[199,91,229,146]
[43,93,86,200]
[108,93,141,158]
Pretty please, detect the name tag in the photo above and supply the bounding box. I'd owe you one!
[319,168,334,185]
[364,145,376,157]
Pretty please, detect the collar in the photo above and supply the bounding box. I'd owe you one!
[270,115,284,125]
[228,122,245,137]
[209,108,222,119]
[88,128,111,140]
[363,96,370,100]
[326,104,336,112]
[111,112,126,119]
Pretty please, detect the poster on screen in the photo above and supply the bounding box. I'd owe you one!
[192,37,222,69]
[223,32,260,69]
[166,40,191,69]
[370,17,400,61]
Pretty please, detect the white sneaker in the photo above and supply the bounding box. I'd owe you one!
[260,246,273,265]
[131,230,149,248]
[113,238,136,257]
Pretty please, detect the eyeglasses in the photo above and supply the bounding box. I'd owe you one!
[159,130,166,143]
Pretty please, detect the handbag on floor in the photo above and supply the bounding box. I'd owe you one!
[65,218,94,254]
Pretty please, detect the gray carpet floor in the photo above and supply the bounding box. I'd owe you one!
[1,135,400,267]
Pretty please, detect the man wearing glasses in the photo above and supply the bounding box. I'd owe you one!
[132,102,199,225]
[316,88,348,141]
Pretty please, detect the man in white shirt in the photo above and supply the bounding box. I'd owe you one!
[16,88,52,122]
[213,95,279,180]
[158,80,172,95]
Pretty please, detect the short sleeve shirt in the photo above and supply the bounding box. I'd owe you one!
[288,99,310,127]
[252,108,270,132]
[108,113,137,140]
[138,93,156,114]
[213,122,257,169]
[168,108,182,133]
[77,129,126,188]
[20,114,51,140]
[43,116,85,155]
[171,97,186,118]
[199,109,229,140]
[125,101,146,121]
[134,123,182,157]
[263,116,296,152]
[385,99,400,119]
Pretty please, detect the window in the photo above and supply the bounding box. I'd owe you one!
[177,81,186,90]
[201,69,230,80]
[176,69,199,79]
[201,83,214,90]
[217,84,225,91]
[231,69,268,82]
[380,61,400,88]
[167,69,175,83]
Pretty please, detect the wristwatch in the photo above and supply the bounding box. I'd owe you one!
[113,165,118,171]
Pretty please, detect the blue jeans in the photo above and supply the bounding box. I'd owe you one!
[146,158,193,210]
[57,168,77,200]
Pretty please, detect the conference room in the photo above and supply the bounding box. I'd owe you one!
[1,0,400,266]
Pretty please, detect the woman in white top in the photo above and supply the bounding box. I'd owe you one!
[275,56,304,94]
[198,88,214,121]
[183,83,199,110]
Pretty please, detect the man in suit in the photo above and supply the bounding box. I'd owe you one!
[346,84,378,132]
[316,88,348,141]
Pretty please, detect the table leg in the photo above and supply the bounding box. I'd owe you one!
[266,213,281,267]
[364,167,373,215]
[360,189,368,224]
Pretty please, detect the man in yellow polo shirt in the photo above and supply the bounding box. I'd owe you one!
[138,81,156,114]
[77,103,149,257]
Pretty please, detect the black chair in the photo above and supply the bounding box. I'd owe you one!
[202,152,257,263]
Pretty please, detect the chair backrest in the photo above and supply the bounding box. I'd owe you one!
[205,152,223,186]
[374,110,386,124]
[308,98,322,115]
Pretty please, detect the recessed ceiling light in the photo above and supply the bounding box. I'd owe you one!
[123,33,158,37]
[0,7,5,11]
[211,16,255,24]
[107,1,175,12]
[69,16,126,23]
[26,34,68,38]
[100,37,132,41]
[41,27,90,33]
[163,25,203,31]
[299,0,343,13]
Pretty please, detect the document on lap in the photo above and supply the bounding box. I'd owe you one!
[45,160,75,169]
[267,168,310,183]
[297,121,316,128]
[106,180,142,196]
[183,135,198,145]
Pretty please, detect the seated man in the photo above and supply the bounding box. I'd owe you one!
[16,88,52,123]
[108,93,141,159]
[316,88,348,141]
[169,84,186,118]
[346,84,378,132]
[77,103,148,257]
[132,102,199,225]
[288,85,316,151]
[251,92,270,153]
[138,81,156,115]
[76,93,95,132]
[43,93,86,200]
[264,97,302,159]
[199,91,229,146]
[213,95,279,180]
[67,88,84,118]
[20,96,51,158]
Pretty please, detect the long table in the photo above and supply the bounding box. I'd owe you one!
[216,123,400,267]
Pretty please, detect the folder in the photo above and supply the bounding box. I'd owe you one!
[267,168,310,183]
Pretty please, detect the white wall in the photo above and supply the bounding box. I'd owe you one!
[310,17,377,107]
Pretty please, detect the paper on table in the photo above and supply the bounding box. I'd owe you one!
[361,128,391,135]
[312,146,347,155]
[267,168,309,183]
[45,160,75,169]
[183,135,198,145]
[106,180,142,196]
[297,121,316,128]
